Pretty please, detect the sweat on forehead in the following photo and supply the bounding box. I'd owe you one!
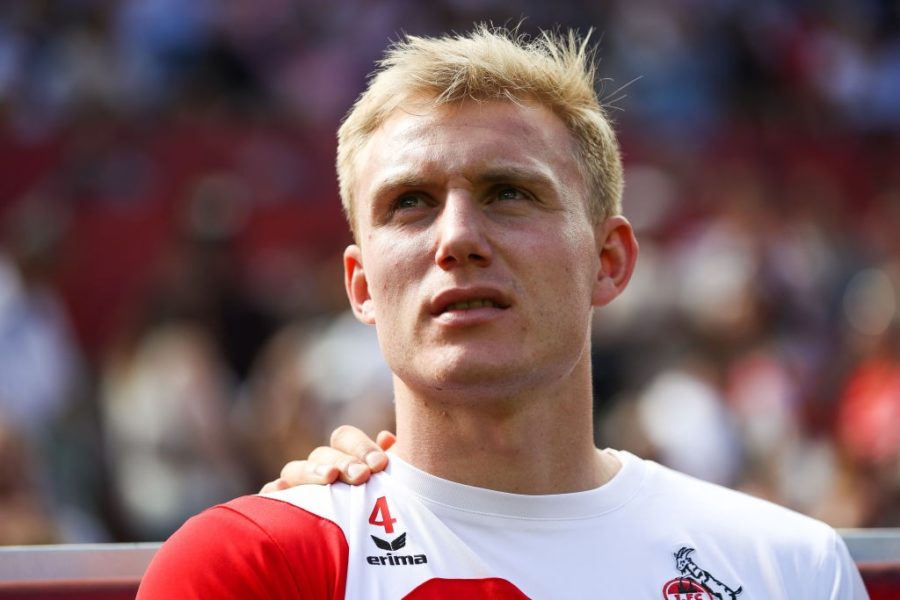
[335,25,624,238]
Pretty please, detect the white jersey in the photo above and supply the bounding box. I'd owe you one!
[138,449,868,599]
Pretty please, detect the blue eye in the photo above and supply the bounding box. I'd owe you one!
[395,194,423,209]
[497,187,526,201]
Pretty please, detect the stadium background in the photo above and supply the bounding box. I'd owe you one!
[0,0,898,544]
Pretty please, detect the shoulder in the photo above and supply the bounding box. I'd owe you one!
[137,493,350,599]
[641,456,835,542]
[629,455,866,597]
[626,455,866,598]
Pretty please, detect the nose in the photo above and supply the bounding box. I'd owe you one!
[434,192,492,270]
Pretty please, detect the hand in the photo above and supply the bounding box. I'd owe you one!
[260,427,396,493]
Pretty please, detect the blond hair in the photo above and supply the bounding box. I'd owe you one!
[337,25,623,235]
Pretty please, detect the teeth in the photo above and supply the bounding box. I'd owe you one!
[445,299,498,311]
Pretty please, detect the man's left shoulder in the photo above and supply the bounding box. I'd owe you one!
[645,459,838,547]
[637,461,868,598]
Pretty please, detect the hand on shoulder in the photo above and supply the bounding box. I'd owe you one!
[260,427,395,492]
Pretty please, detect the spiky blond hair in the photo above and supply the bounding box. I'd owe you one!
[337,24,623,236]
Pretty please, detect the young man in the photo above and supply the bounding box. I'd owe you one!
[138,26,868,599]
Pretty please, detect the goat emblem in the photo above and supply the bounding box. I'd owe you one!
[667,547,743,600]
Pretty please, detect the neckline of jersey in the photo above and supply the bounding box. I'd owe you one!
[383,449,648,521]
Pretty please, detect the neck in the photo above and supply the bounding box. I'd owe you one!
[390,356,619,494]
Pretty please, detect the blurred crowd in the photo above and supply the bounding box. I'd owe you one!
[0,0,898,543]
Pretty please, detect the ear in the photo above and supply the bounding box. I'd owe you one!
[344,244,376,324]
[591,215,638,308]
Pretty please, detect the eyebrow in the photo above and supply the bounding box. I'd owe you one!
[372,172,429,194]
[371,165,557,198]
[478,166,556,189]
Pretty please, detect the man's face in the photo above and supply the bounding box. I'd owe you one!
[344,99,622,399]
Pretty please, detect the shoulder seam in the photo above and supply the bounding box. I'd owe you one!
[215,501,306,596]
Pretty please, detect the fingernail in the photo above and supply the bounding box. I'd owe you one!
[348,463,367,480]
[314,464,331,477]
[365,451,384,469]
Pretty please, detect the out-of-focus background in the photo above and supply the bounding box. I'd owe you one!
[0,0,898,544]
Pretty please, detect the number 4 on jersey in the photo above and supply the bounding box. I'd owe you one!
[368,496,397,534]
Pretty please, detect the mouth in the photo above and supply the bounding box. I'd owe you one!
[430,288,512,316]
[443,299,503,312]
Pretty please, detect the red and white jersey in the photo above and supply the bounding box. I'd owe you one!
[138,450,867,599]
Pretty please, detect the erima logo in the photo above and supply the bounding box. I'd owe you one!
[367,533,428,566]
[372,532,407,551]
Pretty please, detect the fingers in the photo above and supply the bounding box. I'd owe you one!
[285,458,340,482]
[261,427,398,493]
[308,445,375,485]
[375,430,397,451]
[259,480,282,494]
[330,425,391,475]
[259,478,290,494]
[262,459,340,492]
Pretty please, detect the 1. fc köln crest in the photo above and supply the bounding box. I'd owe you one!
[662,577,714,600]
[662,547,743,600]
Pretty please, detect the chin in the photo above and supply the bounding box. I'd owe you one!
[414,355,540,398]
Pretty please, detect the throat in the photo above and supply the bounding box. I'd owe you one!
[392,400,605,494]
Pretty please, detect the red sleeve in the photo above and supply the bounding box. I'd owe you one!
[137,495,348,599]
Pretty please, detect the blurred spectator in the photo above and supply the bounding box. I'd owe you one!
[0,194,106,542]
[0,198,79,438]
[100,321,246,541]
[98,175,265,540]
[239,310,394,484]
[0,417,58,545]
[636,360,742,486]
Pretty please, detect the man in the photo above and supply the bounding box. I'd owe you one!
[138,26,867,598]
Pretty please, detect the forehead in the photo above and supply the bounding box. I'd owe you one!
[351,100,584,212]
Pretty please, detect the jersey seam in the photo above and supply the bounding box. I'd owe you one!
[401,463,649,522]
[216,502,307,596]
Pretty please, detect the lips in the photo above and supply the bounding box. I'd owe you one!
[429,288,511,316]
